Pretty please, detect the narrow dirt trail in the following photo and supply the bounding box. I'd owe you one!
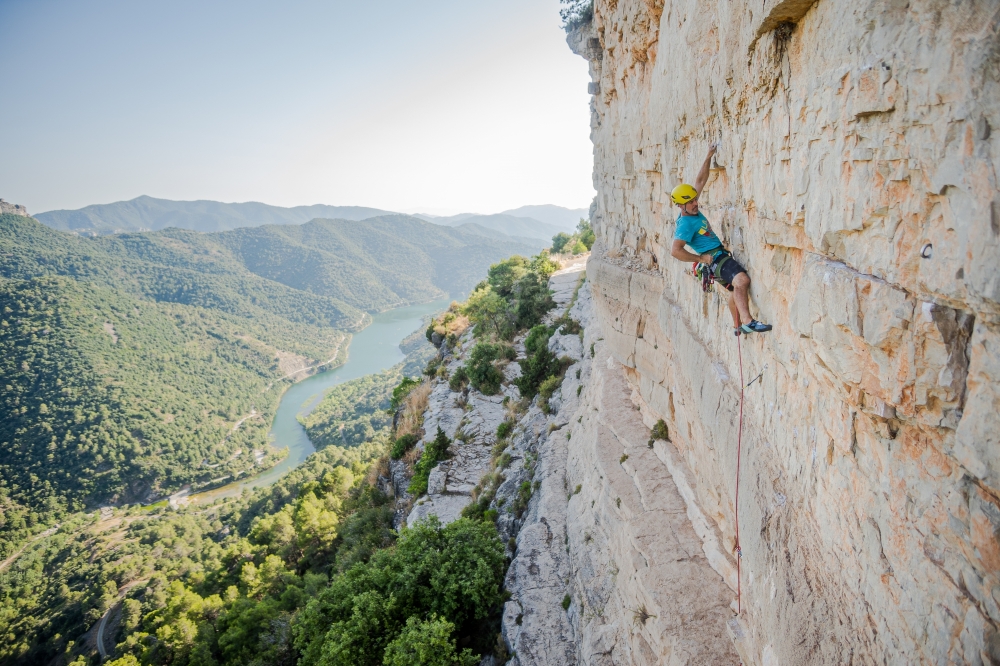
[95,578,147,659]
[0,524,59,573]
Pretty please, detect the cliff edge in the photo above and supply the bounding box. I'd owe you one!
[561,1,1000,663]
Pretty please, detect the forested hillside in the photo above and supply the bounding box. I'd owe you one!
[2,213,544,315]
[0,212,534,557]
[299,370,399,450]
[1,347,505,666]
[0,214,365,330]
[190,215,546,310]
[0,273,346,557]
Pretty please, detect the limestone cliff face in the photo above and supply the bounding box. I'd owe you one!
[565,1,1000,663]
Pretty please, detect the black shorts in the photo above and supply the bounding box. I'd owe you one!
[713,253,746,291]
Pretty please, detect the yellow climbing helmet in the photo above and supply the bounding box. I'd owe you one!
[670,183,699,205]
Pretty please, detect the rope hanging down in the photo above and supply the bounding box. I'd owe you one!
[735,335,744,615]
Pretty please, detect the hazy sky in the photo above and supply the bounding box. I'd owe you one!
[0,0,595,215]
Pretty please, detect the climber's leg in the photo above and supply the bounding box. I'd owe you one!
[719,260,773,333]
[731,272,753,325]
[727,291,741,329]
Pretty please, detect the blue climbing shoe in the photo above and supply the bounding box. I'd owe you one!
[740,319,772,334]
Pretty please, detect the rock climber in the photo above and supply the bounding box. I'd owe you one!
[669,145,772,335]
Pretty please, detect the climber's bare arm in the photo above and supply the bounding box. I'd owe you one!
[671,239,714,264]
[693,144,718,194]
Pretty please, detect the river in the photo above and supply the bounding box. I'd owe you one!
[183,297,450,505]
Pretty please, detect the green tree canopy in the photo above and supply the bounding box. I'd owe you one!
[551,232,572,254]
[461,286,512,340]
[382,615,479,666]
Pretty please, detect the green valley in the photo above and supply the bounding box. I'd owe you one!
[0,212,541,559]
[0,344,504,666]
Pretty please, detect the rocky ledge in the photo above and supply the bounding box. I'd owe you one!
[391,257,742,664]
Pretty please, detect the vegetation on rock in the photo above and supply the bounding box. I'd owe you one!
[550,219,594,255]
[559,0,593,30]
[408,428,452,496]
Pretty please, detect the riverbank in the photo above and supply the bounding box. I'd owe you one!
[178,297,450,507]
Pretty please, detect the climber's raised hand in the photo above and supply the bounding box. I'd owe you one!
[694,144,717,194]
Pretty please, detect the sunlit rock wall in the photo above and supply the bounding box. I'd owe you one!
[569,0,1000,663]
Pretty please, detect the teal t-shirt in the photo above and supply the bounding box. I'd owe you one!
[674,212,723,254]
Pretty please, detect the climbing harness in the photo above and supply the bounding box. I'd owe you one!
[692,261,716,292]
[691,249,735,294]
[734,335,745,615]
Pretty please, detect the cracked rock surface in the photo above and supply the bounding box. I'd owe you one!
[566,1,1000,663]
[502,264,739,665]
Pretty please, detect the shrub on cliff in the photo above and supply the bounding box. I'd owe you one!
[551,232,572,254]
[487,255,530,298]
[462,285,513,340]
[427,307,470,344]
[560,0,593,30]
[466,342,514,396]
[390,377,420,411]
[408,427,451,496]
[459,253,558,344]
[577,219,595,249]
[390,433,419,460]
[529,251,559,278]
[515,326,561,398]
[496,420,514,440]
[449,365,469,392]
[538,375,565,414]
[550,219,593,255]
[514,272,555,330]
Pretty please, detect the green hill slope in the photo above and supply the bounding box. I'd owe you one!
[0,212,539,556]
[0,274,346,547]
[155,215,544,310]
[2,213,544,315]
[0,214,366,330]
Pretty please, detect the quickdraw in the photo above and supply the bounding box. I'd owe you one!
[691,250,734,294]
[692,261,716,292]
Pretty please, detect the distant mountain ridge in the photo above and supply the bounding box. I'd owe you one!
[415,205,588,239]
[35,195,398,234]
[424,213,566,241]
[33,195,589,239]
[498,204,589,230]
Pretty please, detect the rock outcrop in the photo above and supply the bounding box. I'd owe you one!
[502,269,741,665]
[559,1,1000,664]
[0,199,29,217]
[404,262,592,532]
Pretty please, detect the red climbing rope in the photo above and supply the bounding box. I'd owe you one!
[735,334,744,615]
